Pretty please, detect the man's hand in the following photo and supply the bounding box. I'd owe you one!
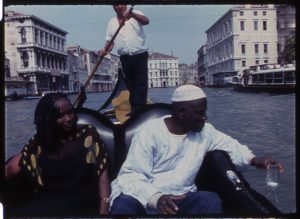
[251,156,285,172]
[122,10,133,20]
[98,49,108,56]
[122,10,149,25]
[157,194,185,214]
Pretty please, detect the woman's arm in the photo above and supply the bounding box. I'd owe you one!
[98,168,110,214]
[5,153,22,180]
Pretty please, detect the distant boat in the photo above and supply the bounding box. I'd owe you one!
[228,63,296,92]
[5,92,41,101]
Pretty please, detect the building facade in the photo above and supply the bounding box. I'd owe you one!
[178,63,198,86]
[189,63,198,85]
[276,5,296,65]
[81,49,119,92]
[205,4,278,86]
[197,45,207,84]
[5,11,69,95]
[148,52,179,88]
[67,46,88,93]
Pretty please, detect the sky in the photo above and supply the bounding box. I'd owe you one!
[5,4,233,65]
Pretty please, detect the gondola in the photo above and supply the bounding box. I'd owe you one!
[4,71,283,217]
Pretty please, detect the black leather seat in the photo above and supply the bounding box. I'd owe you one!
[76,103,172,180]
[76,107,117,179]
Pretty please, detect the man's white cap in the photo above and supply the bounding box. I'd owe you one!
[171,85,206,102]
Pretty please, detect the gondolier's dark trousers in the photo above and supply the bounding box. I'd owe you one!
[120,51,149,112]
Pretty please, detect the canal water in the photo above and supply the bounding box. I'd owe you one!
[5,87,296,214]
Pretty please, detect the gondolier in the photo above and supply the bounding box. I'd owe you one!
[99,4,150,116]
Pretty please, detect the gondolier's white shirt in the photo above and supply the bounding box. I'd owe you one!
[110,115,255,208]
[105,10,148,56]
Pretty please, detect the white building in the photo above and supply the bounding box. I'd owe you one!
[80,48,119,92]
[148,52,179,88]
[5,11,69,94]
[67,46,88,93]
[205,4,278,86]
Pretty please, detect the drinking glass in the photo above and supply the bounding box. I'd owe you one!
[266,164,280,203]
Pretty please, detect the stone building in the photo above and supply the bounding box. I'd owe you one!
[197,45,207,84]
[205,4,278,86]
[81,49,119,92]
[5,10,69,95]
[189,63,198,85]
[178,63,198,86]
[67,46,88,93]
[275,4,296,65]
[148,52,179,88]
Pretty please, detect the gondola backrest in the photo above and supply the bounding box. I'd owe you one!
[76,104,172,180]
[76,108,117,179]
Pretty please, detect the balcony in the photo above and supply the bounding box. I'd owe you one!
[17,42,67,55]
[18,66,69,75]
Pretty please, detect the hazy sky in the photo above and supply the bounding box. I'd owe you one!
[5,4,233,64]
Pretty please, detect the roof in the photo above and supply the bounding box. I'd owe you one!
[149,52,177,60]
[5,10,68,35]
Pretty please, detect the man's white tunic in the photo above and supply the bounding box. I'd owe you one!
[110,115,255,208]
[105,10,148,56]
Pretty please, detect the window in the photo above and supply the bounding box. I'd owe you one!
[45,33,48,46]
[255,60,259,65]
[20,28,27,43]
[54,37,56,49]
[34,29,38,43]
[253,11,258,16]
[262,11,267,16]
[240,11,244,16]
[264,59,269,64]
[285,21,289,28]
[263,21,267,30]
[50,35,53,48]
[242,60,246,67]
[241,44,246,54]
[41,54,45,67]
[254,20,258,31]
[277,43,282,53]
[58,38,60,50]
[255,44,259,54]
[240,21,245,31]
[263,44,268,53]
[21,52,29,67]
[40,31,44,45]
[47,56,50,68]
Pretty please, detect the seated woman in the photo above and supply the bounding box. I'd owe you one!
[5,93,110,217]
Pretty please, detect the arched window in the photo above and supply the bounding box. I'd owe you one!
[20,28,27,43]
[21,51,29,67]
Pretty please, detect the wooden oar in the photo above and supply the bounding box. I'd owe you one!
[73,5,134,108]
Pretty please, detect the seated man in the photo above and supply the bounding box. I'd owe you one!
[109,85,284,215]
